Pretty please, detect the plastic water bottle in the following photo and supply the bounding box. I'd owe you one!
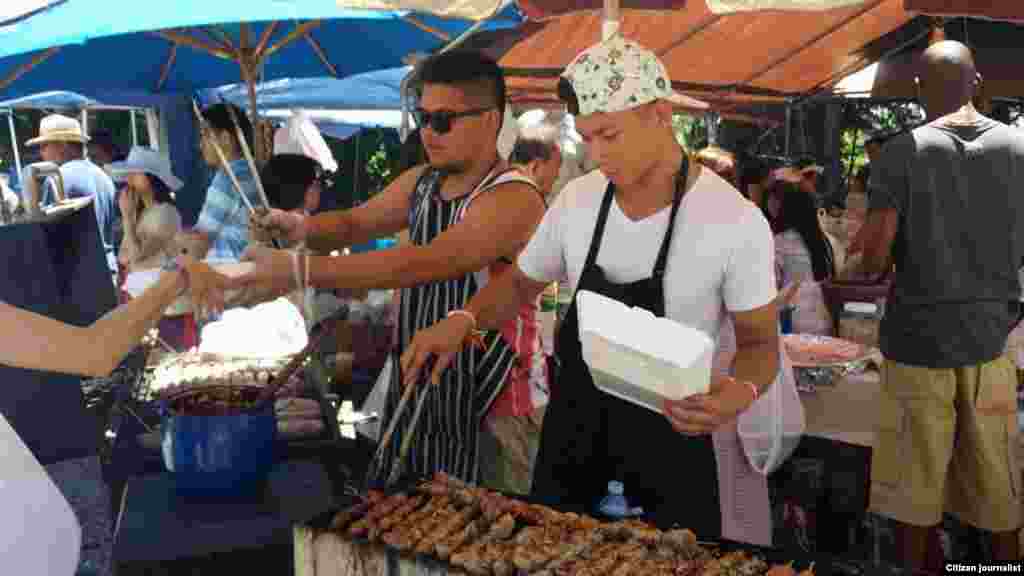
[598,481,643,519]
[779,305,795,334]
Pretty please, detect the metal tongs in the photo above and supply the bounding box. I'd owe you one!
[363,357,436,489]
[189,97,281,250]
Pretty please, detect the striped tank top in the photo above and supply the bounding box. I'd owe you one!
[381,166,519,483]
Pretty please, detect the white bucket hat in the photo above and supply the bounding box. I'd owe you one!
[561,34,709,116]
[25,114,90,146]
[109,146,184,191]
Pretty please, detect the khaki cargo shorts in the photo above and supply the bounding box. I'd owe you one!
[870,355,1021,532]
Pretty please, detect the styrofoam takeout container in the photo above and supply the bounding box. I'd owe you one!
[577,290,714,414]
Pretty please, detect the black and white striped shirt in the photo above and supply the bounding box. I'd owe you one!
[381,167,520,483]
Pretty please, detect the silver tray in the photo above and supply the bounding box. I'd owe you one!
[792,358,873,392]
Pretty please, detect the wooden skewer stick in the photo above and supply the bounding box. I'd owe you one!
[190,99,256,216]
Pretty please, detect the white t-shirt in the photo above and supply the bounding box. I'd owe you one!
[518,168,776,345]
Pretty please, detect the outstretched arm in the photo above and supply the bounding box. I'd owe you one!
[0,258,202,377]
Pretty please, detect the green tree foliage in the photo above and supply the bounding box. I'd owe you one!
[672,114,708,150]
[325,128,402,210]
[840,101,924,178]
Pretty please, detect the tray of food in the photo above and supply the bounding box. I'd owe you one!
[299,472,820,576]
[782,335,874,369]
[783,334,878,391]
[133,350,337,449]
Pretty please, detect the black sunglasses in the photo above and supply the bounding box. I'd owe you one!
[413,107,492,135]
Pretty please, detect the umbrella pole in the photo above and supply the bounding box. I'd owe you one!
[603,0,620,40]
[130,109,138,148]
[7,113,22,180]
[239,59,266,166]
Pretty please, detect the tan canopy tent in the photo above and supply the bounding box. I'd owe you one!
[488,0,918,114]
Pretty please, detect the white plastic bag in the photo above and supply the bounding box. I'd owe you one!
[357,356,393,442]
[273,110,339,172]
[736,347,805,475]
[198,297,308,358]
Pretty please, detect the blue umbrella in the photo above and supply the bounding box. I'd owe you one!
[0,0,65,27]
[0,1,522,100]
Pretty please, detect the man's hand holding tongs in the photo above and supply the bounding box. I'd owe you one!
[249,207,308,246]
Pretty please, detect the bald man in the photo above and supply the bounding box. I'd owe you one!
[853,40,1021,569]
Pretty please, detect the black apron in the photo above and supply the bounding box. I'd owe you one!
[531,156,721,537]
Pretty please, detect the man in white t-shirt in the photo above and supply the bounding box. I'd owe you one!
[401,35,779,536]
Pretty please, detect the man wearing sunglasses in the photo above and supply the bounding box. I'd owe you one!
[399,35,780,537]
[200,50,547,484]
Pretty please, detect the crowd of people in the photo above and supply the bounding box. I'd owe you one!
[0,32,1019,576]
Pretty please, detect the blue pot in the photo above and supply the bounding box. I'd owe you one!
[160,400,277,497]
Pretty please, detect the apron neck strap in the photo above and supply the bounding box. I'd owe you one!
[583,182,617,271]
[653,153,690,277]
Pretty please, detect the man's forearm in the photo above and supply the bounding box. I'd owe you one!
[305,211,355,253]
[89,271,184,375]
[732,339,779,392]
[308,245,475,293]
[466,271,545,332]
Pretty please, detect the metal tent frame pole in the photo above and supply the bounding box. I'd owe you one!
[130,109,138,148]
[7,112,22,178]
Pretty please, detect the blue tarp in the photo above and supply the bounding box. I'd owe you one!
[201,67,411,111]
[200,67,410,140]
[0,1,522,100]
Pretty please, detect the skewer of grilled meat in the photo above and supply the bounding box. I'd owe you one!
[369,494,425,540]
[347,493,408,538]
[328,501,373,532]
[416,502,480,555]
[380,494,451,550]
[449,512,525,575]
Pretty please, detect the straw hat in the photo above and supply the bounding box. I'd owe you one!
[108,146,184,191]
[25,114,90,146]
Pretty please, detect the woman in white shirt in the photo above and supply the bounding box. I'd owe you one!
[772,182,835,335]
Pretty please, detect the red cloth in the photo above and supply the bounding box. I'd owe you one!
[486,261,546,419]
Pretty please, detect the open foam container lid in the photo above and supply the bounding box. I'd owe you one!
[577,290,713,367]
[577,290,714,411]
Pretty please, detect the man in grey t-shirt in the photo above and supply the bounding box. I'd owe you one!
[852,40,1021,570]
